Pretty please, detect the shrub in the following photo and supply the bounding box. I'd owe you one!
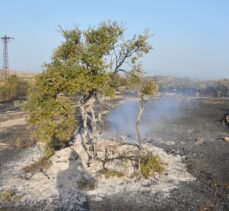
[140,154,164,178]
[1,190,15,202]
[1,189,23,203]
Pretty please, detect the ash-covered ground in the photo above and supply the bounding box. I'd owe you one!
[100,96,229,211]
[0,96,229,211]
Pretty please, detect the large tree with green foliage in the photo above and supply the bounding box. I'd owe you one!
[26,22,152,162]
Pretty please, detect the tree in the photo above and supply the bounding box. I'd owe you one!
[108,72,127,91]
[26,22,152,163]
[127,66,158,169]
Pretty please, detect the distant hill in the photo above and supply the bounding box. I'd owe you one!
[146,75,199,90]
[9,70,37,79]
[146,75,229,97]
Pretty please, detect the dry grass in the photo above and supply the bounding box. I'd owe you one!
[1,190,15,202]
[22,150,53,175]
[199,200,217,211]
[22,147,54,174]
[22,157,52,174]
[202,98,225,105]
[99,169,124,179]
[15,137,36,149]
[1,190,23,203]
[0,143,11,151]
[140,154,165,178]
[77,178,95,190]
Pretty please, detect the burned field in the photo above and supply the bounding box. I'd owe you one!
[0,96,229,211]
[98,96,229,210]
[0,103,34,171]
[149,97,229,210]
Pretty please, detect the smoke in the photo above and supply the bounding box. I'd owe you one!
[103,96,184,141]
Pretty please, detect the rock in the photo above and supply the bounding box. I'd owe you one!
[222,137,229,142]
[140,179,157,187]
[224,114,229,123]
[194,137,204,145]
[18,170,33,180]
[154,172,160,180]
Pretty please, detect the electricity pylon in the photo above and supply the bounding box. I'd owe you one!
[1,35,14,81]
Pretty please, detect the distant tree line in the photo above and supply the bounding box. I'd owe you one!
[149,76,229,97]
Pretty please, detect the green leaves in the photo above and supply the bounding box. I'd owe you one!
[141,80,159,96]
[26,21,153,149]
[86,22,123,55]
[26,94,75,145]
[126,66,158,97]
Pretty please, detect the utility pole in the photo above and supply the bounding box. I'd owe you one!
[1,35,14,81]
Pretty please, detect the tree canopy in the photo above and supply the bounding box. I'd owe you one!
[26,22,152,150]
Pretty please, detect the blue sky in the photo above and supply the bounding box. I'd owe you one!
[0,0,229,79]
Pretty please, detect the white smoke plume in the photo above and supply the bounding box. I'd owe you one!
[102,96,185,141]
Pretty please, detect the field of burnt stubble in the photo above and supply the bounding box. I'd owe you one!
[0,96,229,211]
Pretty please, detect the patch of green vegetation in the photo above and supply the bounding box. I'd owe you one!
[99,169,124,179]
[140,154,165,178]
[78,178,95,190]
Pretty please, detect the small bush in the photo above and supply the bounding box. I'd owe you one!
[1,189,23,203]
[140,154,164,178]
[1,190,15,202]
[78,178,95,190]
[99,169,124,179]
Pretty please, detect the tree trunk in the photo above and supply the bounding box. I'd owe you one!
[79,93,99,164]
[136,95,144,148]
[135,95,145,170]
[79,104,92,166]
[87,106,98,158]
